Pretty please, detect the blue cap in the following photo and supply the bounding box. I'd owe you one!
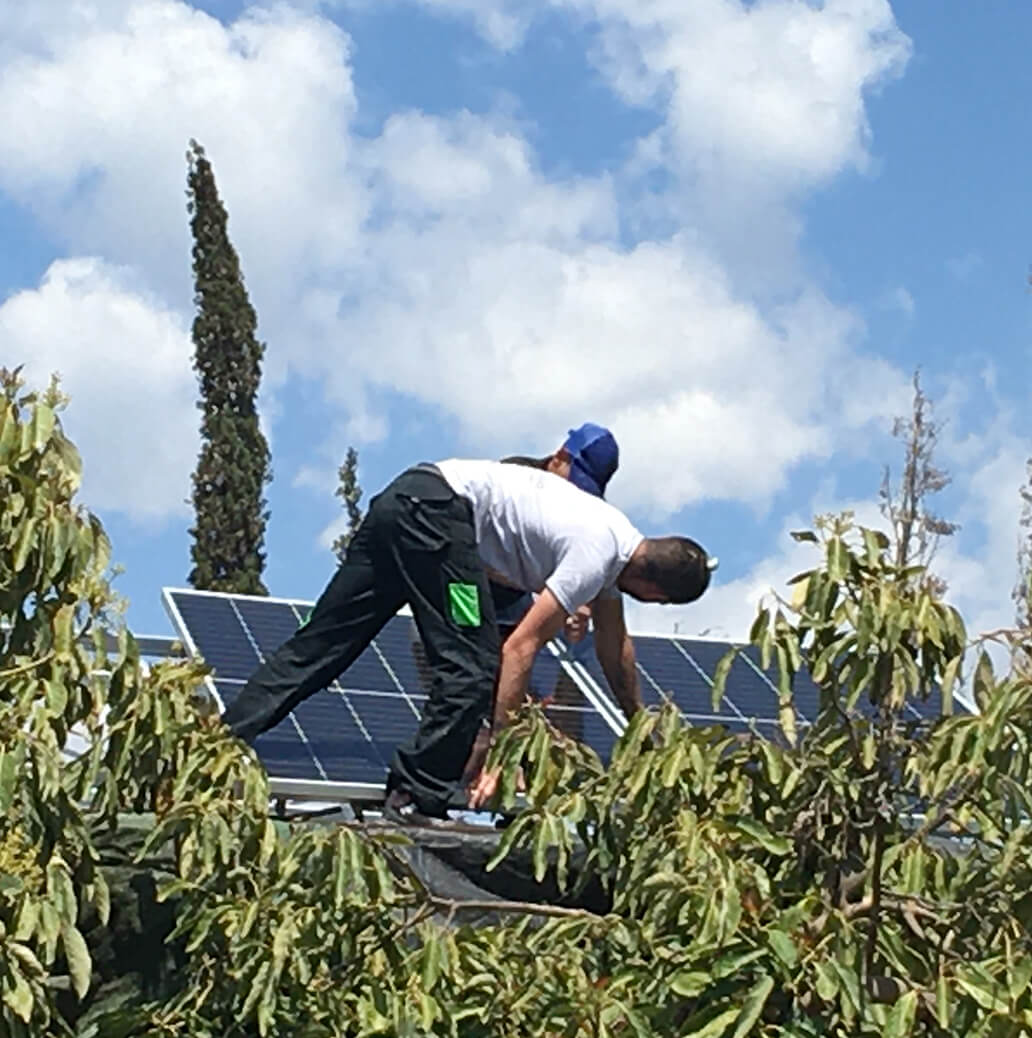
[564,422,619,498]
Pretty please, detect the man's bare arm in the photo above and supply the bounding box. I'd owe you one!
[490,588,567,732]
[592,595,643,719]
[468,589,567,808]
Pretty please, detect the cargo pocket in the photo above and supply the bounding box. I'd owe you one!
[448,582,482,627]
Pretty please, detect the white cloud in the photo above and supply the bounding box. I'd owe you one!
[935,436,1026,644]
[315,512,355,554]
[404,1,910,195]
[5,0,1017,720]
[398,0,911,287]
[327,188,908,517]
[0,258,196,521]
[626,495,887,640]
[0,0,367,521]
[0,0,915,530]
[0,0,365,334]
[583,0,910,186]
[628,422,1027,686]
[396,0,534,50]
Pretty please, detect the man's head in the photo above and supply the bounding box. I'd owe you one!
[546,422,619,498]
[503,422,620,499]
[618,537,718,604]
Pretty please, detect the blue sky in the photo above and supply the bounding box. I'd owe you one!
[1,0,1029,644]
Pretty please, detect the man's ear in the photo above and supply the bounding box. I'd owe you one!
[547,446,572,477]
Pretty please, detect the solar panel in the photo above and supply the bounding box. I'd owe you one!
[163,588,623,803]
[561,628,968,740]
[165,589,968,803]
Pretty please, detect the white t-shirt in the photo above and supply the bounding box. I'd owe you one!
[435,459,644,615]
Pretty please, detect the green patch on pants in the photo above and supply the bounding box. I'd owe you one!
[448,582,481,627]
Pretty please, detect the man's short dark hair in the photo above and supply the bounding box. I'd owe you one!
[641,536,712,604]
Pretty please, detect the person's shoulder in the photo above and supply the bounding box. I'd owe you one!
[591,497,643,543]
[436,458,505,478]
[445,458,554,494]
[549,485,638,535]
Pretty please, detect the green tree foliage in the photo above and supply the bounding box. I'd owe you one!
[331,446,363,563]
[481,516,1032,1035]
[0,367,216,1034]
[186,139,271,595]
[7,372,1032,1036]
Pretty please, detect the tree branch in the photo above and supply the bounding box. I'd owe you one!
[427,895,599,921]
[0,651,55,681]
[861,823,885,1009]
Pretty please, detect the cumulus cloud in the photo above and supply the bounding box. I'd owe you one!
[629,405,1026,688]
[593,0,909,186]
[0,0,916,529]
[631,455,1023,658]
[374,0,535,50]
[0,0,365,330]
[316,111,911,517]
[0,0,366,521]
[405,0,911,285]
[0,258,196,521]
[3,0,1022,694]
[625,495,882,640]
[420,0,911,185]
[935,437,1026,645]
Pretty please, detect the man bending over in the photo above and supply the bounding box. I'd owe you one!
[221,458,715,822]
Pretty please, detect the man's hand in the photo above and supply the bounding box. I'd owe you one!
[468,762,525,809]
[564,604,592,643]
[468,765,500,809]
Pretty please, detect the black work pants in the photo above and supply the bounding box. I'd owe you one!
[221,466,500,815]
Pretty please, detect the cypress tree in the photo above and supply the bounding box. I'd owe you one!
[186,139,271,594]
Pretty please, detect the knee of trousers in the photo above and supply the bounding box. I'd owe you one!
[421,680,493,724]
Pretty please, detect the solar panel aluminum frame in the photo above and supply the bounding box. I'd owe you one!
[546,640,627,733]
[161,588,628,807]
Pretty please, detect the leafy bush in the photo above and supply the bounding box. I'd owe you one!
[3,370,1032,1036]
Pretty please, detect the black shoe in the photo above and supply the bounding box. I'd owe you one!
[382,789,454,827]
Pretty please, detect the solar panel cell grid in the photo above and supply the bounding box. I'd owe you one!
[633,637,712,711]
[232,598,303,658]
[347,691,421,763]
[176,596,259,680]
[675,640,766,720]
[356,616,430,694]
[290,688,386,782]
[906,690,946,720]
[214,680,317,781]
